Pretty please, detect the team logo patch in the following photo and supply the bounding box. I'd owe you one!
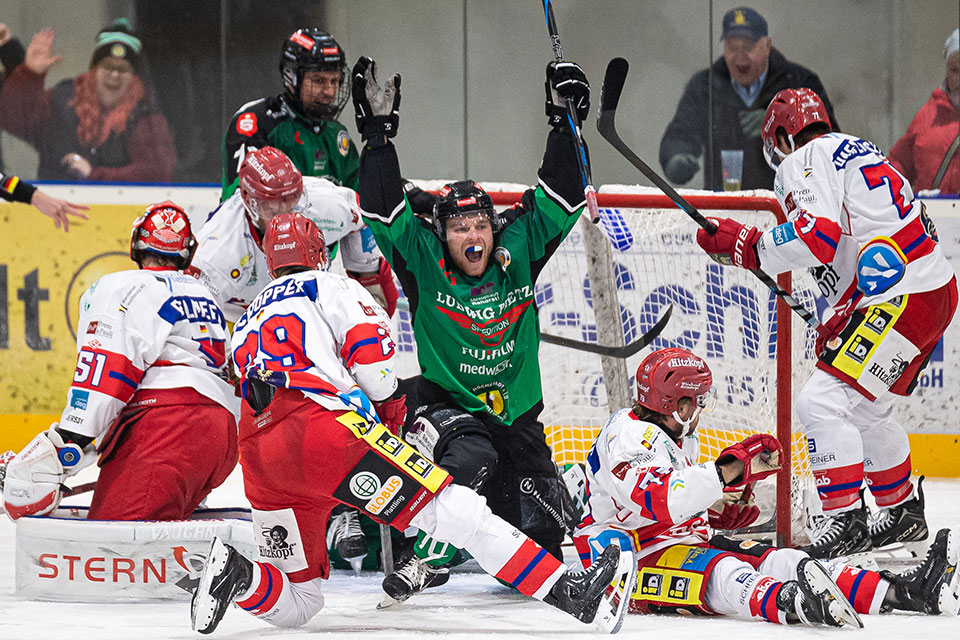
[236,112,258,137]
[350,471,381,499]
[856,239,906,295]
[337,130,350,156]
[494,247,511,270]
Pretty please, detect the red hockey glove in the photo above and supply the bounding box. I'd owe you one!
[696,217,762,271]
[715,433,782,489]
[708,483,761,530]
[348,257,399,317]
[814,309,852,357]
[375,394,407,436]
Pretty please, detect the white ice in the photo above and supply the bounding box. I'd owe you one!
[2,467,958,639]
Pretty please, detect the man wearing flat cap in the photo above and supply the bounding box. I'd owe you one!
[660,6,839,191]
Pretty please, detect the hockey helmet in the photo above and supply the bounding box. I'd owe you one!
[280,28,349,121]
[635,348,714,418]
[761,88,831,170]
[238,147,305,229]
[263,212,327,278]
[130,200,197,269]
[432,180,500,241]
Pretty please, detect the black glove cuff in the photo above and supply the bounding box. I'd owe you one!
[360,115,399,143]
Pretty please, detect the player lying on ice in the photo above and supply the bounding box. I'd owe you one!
[696,87,958,559]
[189,212,636,634]
[572,347,959,629]
[1,201,239,521]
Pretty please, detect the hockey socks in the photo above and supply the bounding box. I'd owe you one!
[235,562,325,628]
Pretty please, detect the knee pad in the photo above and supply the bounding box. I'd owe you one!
[406,406,494,489]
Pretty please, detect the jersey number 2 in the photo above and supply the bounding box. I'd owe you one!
[861,161,913,219]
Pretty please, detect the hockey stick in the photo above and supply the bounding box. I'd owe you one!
[541,0,600,224]
[540,303,672,358]
[596,58,819,329]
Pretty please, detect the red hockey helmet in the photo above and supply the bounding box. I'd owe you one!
[129,200,196,269]
[238,147,305,229]
[635,347,714,417]
[263,212,327,278]
[761,88,831,170]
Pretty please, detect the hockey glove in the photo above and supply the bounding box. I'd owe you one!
[352,56,401,143]
[715,433,782,489]
[2,424,95,520]
[545,61,590,127]
[374,394,407,436]
[708,483,761,530]
[696,217,762,271]
[347,257,399,317]
[814,309,852,357]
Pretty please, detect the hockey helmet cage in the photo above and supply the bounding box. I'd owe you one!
[264,211,328,278]
[280,28,349,121]
[130,200,197,269]
[238,147,305,228]
[635,348,714,416]
[433,180,500,241]
[761,88,831,170]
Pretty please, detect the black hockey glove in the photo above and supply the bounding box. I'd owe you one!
[352,56,401,143]
[545,60,590,128]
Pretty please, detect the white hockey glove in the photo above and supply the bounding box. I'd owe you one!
[2,424,95,520]
[352,56,401,142]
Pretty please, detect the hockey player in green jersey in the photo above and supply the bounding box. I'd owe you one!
[352,55,592,604]
[221,29,358,200]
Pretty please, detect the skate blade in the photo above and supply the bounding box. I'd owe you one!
[802,559,864,629]
[595,547,637,634]
[191,537,229,633]
[377,594,403,610]
[347,555,366,576]
[939,528,960,616]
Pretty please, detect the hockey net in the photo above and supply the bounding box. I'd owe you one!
[503,185,819,546]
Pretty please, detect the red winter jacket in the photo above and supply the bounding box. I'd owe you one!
[889,87,959,195]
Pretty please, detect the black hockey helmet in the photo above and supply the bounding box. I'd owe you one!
[279,28,349,122]
[433,180,501,240]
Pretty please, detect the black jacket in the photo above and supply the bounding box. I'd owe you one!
[659,48,839,191]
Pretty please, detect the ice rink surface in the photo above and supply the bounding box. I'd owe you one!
[1,468,957,640]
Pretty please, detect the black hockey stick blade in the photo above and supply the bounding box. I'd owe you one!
[596,58,818,329]
[540,304,672,358]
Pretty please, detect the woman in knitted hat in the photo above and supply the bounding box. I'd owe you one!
[0,18,175,182]
[889,28,960,195]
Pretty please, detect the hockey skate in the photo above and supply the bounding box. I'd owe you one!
[800,505,872,559]
[544,544,636,633]
[327,505,367,575]
[190,536,253,635]
[880,527,960,615]
[378,547,450,609]
[776,557,863,628]
[869,476,929,551]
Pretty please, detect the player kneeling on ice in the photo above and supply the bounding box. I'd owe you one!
[696,88,957,559]
[573,348,959,628]
[190,212,636,634]
[1,201,239,521]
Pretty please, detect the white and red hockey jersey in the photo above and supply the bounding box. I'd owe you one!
[758,132,954,319]
[190,177,378,323]
[231,270,397,420]
[59,269,239,446]
[575,409,723,561]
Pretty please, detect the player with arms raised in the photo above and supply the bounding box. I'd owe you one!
[574,347,959,626]
[696,88,958,558]
[1,202,238,521]
[189,212,634,634]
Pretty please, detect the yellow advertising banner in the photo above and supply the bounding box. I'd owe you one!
[1,201,148,448]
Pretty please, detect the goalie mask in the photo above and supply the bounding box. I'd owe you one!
[129,200,197,270]
[280,28,349,122]
[635,348,715,436]
[761,87,831,170]
[238,147,306,231]
[263,212,328,278]
[432,180,501,241]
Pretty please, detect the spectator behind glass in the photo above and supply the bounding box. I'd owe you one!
[659,6,839,191]
[888,28,960,195]
[0,23,25,171]
[0,18,175,182]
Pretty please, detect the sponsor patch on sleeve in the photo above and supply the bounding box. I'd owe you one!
[236,112,258,137]
[771,222,797,245]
